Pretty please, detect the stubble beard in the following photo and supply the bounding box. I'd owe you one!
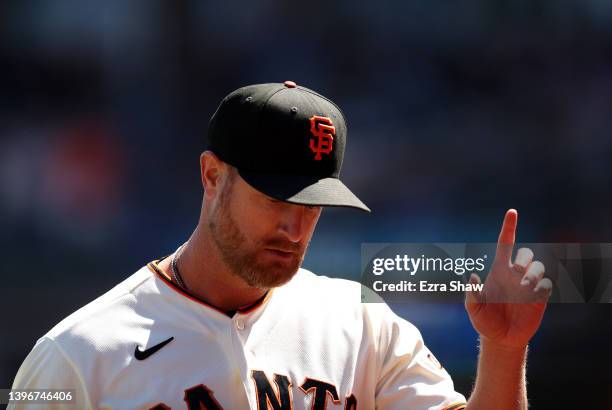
[208,185,305,289]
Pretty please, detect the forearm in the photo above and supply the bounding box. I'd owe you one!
[465,337,528,410]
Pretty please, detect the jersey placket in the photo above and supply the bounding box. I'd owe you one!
[151,265,255,408]
[229,303,270,409]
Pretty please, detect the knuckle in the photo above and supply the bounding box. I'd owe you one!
[535,278,554,291]
[523,271,536,280]
[530,260,545,272]
[542,278,553,287]
[515,260,529,269]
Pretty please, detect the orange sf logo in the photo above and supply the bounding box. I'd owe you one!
[309,116,335,161]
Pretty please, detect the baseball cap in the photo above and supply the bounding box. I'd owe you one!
[205,81,370,212]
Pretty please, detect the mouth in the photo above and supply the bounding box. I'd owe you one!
[263,248,299,261]
[265,248,295,255]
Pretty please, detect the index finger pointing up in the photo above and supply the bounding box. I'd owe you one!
[496,209,518,263]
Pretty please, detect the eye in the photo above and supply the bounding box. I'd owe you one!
[265,197,285,207]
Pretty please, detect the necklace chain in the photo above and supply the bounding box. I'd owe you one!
[171,244,188,290]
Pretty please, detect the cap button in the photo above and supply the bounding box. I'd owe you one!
[284,80,297,88]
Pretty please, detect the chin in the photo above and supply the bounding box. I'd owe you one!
[245,263,301,289]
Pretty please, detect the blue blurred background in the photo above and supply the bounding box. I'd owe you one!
[1,1,611,407]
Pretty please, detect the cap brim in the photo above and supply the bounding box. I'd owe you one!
[238,171,371,212]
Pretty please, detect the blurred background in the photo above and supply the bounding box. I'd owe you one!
[1,0,611,407]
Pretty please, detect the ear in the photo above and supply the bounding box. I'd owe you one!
[200,151,224,200]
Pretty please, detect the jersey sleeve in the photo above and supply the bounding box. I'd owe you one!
[8,337,92,410]
[372,304,467,410]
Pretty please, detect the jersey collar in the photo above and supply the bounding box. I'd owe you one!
[147,258,274,318]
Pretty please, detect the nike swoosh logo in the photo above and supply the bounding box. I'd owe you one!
[134,336,174,360]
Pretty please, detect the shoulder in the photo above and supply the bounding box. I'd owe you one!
[277,269,428,372]
[280,268,414,335]
[287,268,362,296]
[10,337,93,409]
[19,264,165,400]
[282,268,367,313]
[44,265,157,353]
[284,267,394,311]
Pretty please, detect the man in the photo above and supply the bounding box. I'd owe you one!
[11,81,551,409]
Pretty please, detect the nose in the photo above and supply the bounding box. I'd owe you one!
[278,205,309,243]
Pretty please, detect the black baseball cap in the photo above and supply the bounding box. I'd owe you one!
[205,81,370,212]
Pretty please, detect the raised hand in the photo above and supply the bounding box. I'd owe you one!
[465,209,553,349]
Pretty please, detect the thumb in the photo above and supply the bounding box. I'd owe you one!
[465,273,484,308]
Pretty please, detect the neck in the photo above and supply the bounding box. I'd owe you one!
[161,224,268,313]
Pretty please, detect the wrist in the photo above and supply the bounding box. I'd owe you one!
[480,336,528,358]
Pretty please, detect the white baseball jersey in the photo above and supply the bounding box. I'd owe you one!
[10,258,467,410]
